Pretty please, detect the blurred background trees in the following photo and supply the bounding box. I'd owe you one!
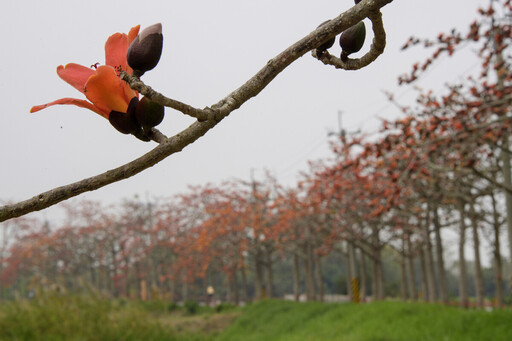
[2,0,512,308]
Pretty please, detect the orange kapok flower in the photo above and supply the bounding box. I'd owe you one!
[30,25,140,120]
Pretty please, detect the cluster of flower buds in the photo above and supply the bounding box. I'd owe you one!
[315,0,366,60]
[110,23,165,141]
[109,96,164,141]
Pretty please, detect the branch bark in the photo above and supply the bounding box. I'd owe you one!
[0,0,393,223]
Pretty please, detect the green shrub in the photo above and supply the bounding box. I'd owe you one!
[184,300,200,315]
[215,302,236,313]
[0,293,176,340]
[137,299,172,313]
[168,301,179,312]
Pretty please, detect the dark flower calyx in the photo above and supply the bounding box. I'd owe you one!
[135,96,165,130]
[109,97,140,134]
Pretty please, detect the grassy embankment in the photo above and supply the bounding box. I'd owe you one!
[218,299,512,341]
[0,295,510,340]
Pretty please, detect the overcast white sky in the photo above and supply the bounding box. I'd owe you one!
[0,0,489,222]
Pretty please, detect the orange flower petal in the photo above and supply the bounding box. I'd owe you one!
[84,65,131,114]
[56,63,95,94]
[128,25,140,45]
[30,98,108,118]
[105,25,139,73]
[105,33,128,71]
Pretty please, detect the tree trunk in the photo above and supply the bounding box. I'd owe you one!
[182,279,188,302]
[304,241,316,301]
[433,205,448,304]
[360,248,367,302]
[169,276,176,302]
[292,253,301,301]
[491,192,504,308]
[226,274,233,303]
[501,130,512,294]
[233,269,240,305]
[240,265,249,304]
[493,34,512,299]
[469,203,484,308]
[457,200,469,309]
[314,255,324,302]
[371,225,384,300]
[376,252,384,300]
[371,252,378,301]
[265,250,273,299]
[418,247,428,302]
[347,241,359,302]
[254,250,264,301]
[400,248,408,301]
[110,246,118,297]
[346,252,353,300]
[424,218,437,302]
[89,263,98,293]
[406,233,417,301]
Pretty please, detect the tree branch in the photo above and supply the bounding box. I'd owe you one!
[312,10,386,70]
[472,166,512,195]
[120,73,209,121]
[0,0,393,223]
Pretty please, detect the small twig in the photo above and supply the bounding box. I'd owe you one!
[146,128,168,144]
[120,72,209,121]
[312,10,386,70]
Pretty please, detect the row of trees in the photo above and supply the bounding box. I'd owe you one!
[1,0,512,308]
[0,132,508,307]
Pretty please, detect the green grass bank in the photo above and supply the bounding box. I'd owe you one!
[0,296,510,340]
[217,299,512,341]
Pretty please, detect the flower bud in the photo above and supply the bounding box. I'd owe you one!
[109,97,140,134]
[339,21,366,61]
[127,23,163,77]
[316,20,335,54]
[135,96,165,130]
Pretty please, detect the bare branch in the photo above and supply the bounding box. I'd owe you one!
[0,0,393,223]
[472,167,512,195]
